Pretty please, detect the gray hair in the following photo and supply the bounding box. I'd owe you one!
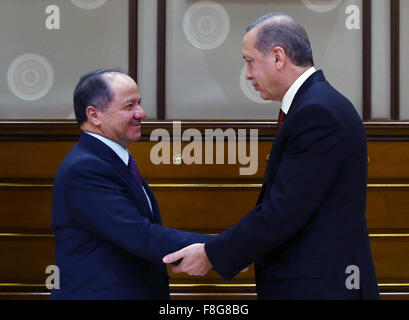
[246,13,314,67]
[73,68,124,126]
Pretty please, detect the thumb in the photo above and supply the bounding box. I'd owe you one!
[163,248,184,264]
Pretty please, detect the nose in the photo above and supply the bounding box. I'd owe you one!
[245,66,252,80]
[135,105,146,119]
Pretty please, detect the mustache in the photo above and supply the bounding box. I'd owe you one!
[129,120,141,126]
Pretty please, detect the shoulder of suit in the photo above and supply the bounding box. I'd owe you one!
[289,102,345,134]
[58,144,117,180]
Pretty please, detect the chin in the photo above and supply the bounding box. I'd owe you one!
[128,127,141,140]
[260,92,275,102]
[259,92,269,100]
[131,133,141,142]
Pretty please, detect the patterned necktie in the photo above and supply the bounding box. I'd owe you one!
[277,109,286,131]
[128,154,143,187]
[128,154,154,216]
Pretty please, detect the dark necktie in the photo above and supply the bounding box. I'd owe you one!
[128,154,154,215]
[128,154,144,188]
[277,109,286,131]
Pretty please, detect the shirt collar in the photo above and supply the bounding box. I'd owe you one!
[85,132,129,165]
[281,66,316,115]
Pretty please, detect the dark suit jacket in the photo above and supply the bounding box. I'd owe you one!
[205,71,379,300]
[51,133,211,300]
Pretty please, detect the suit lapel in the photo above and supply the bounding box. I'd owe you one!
[141,179,162,224]
[257,70,327,204]
[257,137,284,204]
[110,160,155,222]
[287,70,326,118]
[79,133,154,222]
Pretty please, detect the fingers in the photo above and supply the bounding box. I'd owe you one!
[172,263,207,276]
[162,243,198,264]
[170,258,190,274]
[162,248,184,264]
[171,263,183,274]
[163,243,212,276]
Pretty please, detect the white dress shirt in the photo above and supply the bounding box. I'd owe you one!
[85,131,153,213]
[281,66,316,115]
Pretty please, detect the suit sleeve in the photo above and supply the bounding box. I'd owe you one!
[63,160,212,263]
[205,104,348,280]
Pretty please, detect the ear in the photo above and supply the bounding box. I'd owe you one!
[270,46,286,70]
[85,106,102,126]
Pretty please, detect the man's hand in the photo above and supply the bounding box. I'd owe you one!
[162,243,212,276]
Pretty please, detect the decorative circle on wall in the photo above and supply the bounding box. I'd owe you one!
[70,0,107,10]
[7,53,54,101]
[239,65,270,104]
[301,0,343,12]
[183,1,230,50]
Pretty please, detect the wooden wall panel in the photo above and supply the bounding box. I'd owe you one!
[0,237,54,282]
[0,140,272,181]
[130,141,271,181]
[2,185,409,233]
[0,136,408,299]
[1,140,409,181]
[367,141,409,180]
[0,186,52,231]
[371,237,409,279]
[0,142,73,179]
[157,187,258,231]
[1,237,408,290]
[167,265,254,282]
[366,187,409,230]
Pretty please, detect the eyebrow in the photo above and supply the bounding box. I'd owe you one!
[124,98,140,105]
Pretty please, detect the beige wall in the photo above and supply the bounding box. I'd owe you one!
[0,0,407,120]
[401,0,409,120]
[165,0,362,119]
[0,0,129,119]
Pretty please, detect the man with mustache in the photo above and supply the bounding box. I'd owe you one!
[163,13,379,299]
[51,69,212,299]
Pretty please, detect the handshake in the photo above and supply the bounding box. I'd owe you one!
[162,243,248,276]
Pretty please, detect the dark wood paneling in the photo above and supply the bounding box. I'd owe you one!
[371,237,409,279]
[167,265,254,282]
[0,237,54,282]
[1,121,409,141]
[0,140,271,180]
[1,291,407,300]
[0,186,52,232]
[158,187,258,232]
[367,141,409,179]
[380,293,409,300]
[0,293,50,300]
[366,188,409,230]
[170,293,257,300]
[0,236,253,283]
[131,141,270,181]
[3,185,409,234]
[1,237,408,286]
[0,291,257,300]
[2,140,409,181]
[0,141,73,179]
[1,126,409,299]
